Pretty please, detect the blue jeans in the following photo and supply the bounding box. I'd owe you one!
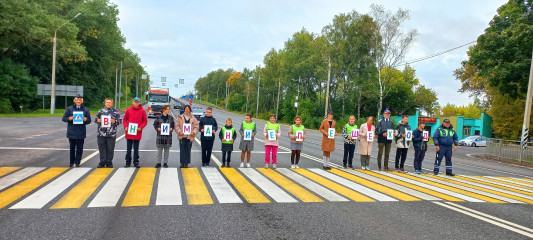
[414,149,426,171]
[125,139,140,165]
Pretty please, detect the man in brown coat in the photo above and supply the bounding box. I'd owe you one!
[319,110,337,170]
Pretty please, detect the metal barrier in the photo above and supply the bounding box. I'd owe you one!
[485,139,533,164]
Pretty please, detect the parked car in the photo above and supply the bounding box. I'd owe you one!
[192,107,205,119]
[458,135,488,147]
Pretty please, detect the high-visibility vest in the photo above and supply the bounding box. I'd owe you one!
[439,128,455,137]
[221,126,235,144]
[266,121,279,133]
[292,124,304,134]
[242,121,255,130]
[345,123,358,139]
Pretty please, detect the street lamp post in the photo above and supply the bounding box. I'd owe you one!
[325,56,331,117]
[256,66,261,118]
[50,12,81,114]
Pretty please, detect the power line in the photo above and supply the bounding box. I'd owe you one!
[398,40,476,66]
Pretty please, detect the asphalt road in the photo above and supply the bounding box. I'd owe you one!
[0,100,533,240]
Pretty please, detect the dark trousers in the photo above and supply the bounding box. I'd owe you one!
[222,151,232,163]
[434,145,453,174]
[377,142,392,168]
[343,143,356,166]
[97,136,116,166]
[180,138,192,165]
[414,149,426,171]
[394,148,408,169]
[125,139,140,165]
[68,138,85,165]
[201,138,214,165]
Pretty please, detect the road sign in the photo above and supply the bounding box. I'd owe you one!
[37,84,83,97]
[161,77,166,83]
[189,94,194,99]
[179,78,184,84]
[174,84,179,88]
[162,83,166,86]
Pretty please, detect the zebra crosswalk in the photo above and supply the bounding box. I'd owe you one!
[1,166,533,210]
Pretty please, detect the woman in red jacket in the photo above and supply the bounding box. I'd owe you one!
[123,97,147,168]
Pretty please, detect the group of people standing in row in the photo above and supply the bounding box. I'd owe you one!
[62,95,459,176]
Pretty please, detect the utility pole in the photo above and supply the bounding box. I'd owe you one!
[118,61,122,110]
[520,50,533,164]
[276,78,281,119]
[115,67,118,108]
[136,73,139,98]
[225,81,228,111]
[324,56,331,117]
[296,76,301,115]
[125,73,128,106]
[256,67,261,118]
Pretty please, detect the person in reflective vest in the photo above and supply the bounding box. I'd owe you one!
[263,114,281,169]
[288,115,306,169]
[219,118,237,167]
[432,119,458,176]
[341,115,358,169]
[239,113,256,168]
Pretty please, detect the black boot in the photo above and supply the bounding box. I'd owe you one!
[155,163,161,168]
[163,163,168,168]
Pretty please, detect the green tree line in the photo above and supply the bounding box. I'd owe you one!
[0,0,147,113]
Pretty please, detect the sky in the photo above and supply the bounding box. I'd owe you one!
[111,0,507,107]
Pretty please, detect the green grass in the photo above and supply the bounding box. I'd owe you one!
[0,109,64,118]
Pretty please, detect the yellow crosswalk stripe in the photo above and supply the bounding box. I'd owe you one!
[424,174,533,204]
[329,169,420,201]
[51,168,113,209]
[475,176,533,191]
[219,168,269,203]
[293,169,374,202]
[0,167,20,178]
[122,168,157,207]
[0,168,67,209]
[359,170,463,201]
[495,177,533,187]
[182,168,213,205]
[456,176,533,197]
[257,169,323,203]
[390,172,504,203]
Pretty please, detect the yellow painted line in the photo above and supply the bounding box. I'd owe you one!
[182,168,213,205]
[496,177,533,187]
[424,174,533,204]
[390,172,504,203]
[329,169,420,201]
[0,168,67,209]
[51,168,113,209]
[257,168,323,203]
[220,168,269,203]
[0,167,20,178]
[456,176,533,197]
[359,170,463,202]
[475,176,533,191]
[293,169,374,202]
[122,168,157,207]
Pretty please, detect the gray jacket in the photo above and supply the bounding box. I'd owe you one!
[395,122,412,148]
[376,117,395,143]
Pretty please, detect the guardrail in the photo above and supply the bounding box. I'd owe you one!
[485,138,533,164]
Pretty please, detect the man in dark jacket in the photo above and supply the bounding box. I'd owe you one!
[62,94,91,167]
[376,109,395,171]
[95,98,121,168]
[199,107,218,167]
[433,119,458,176]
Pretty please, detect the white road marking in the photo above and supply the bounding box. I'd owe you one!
[10,168,91,209]
[80,134,125,165]
[88,168,135,207]
[276,168,348,202]
[239,168,297,203]
[0,167,46,191]
[462,176,533,194]
[439,175,533,200]
[201,168,242,203]
[484,176,533,188]
[155,168,182,206]
[194,137,222,167]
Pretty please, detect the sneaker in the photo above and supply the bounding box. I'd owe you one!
[227,163,231,168]
[124,164,131,168]
[69,164,74,167]
[106,164,113,168]
[384,167,390,171]
[273,164,277,169]
[446,173,456,176]
[400,168,407,173]
[415,170,420,174]
[362,166,365,170]
[155,163,161,168]
[295,165,300,169]
[163,163,168,168]
[246,163,251,168]
[97,164,105,168]
[419,170,424,174]
[222,162,226,168]
[343,164,347,169]
[134,164,140,168]
[326,166,332,170]
[395,168,400,172]
[240,162,244,168]
[348,165,353,169]
[433,172,438,175]
[265,164,269,168]
[365,166,370,171]
[323,166,329,170]
[378,167,382,171]
[291,165,295,169]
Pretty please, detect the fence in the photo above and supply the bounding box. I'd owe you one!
[485,138,533,164]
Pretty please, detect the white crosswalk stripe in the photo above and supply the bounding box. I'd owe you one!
[239,168,298,203]
[202,168,242,203]
[463,176,533,194]
[156,168,182,206]
[0,167,46,191]
[10,168,91,209]
[277,168,348,202]
[439,175,533,200]
[88,168,135,208]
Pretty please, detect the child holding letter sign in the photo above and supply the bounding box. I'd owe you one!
[412,122,428,174]
[219,118,237,167]
[288,115,306,169]
[153,105,175,168]
[394,115,411,173]
[239,113,256,168]
[358,116,375,170]
[176,105,199,168]
[341,115,358,169]
[319,110,337,170]
[263,114,281,169]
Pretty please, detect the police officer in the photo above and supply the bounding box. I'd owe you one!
[433,119,458,176]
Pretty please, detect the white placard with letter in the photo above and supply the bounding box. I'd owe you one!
[243,129,252,141]
[328,128,335,139]
[387,129,394,140]
[161,123,170,136]
[423,131,429,142]
[101,115,111,128]
[128,123,138,136]
[367,131,374,142]
[268,130,276,141]
[351,129,359,139]
[204,125,213,137]
[183,123,192,135]
[295,131,304,142]
[406,130,413,141]
[73,111,83,125]
[224,129,233,142]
